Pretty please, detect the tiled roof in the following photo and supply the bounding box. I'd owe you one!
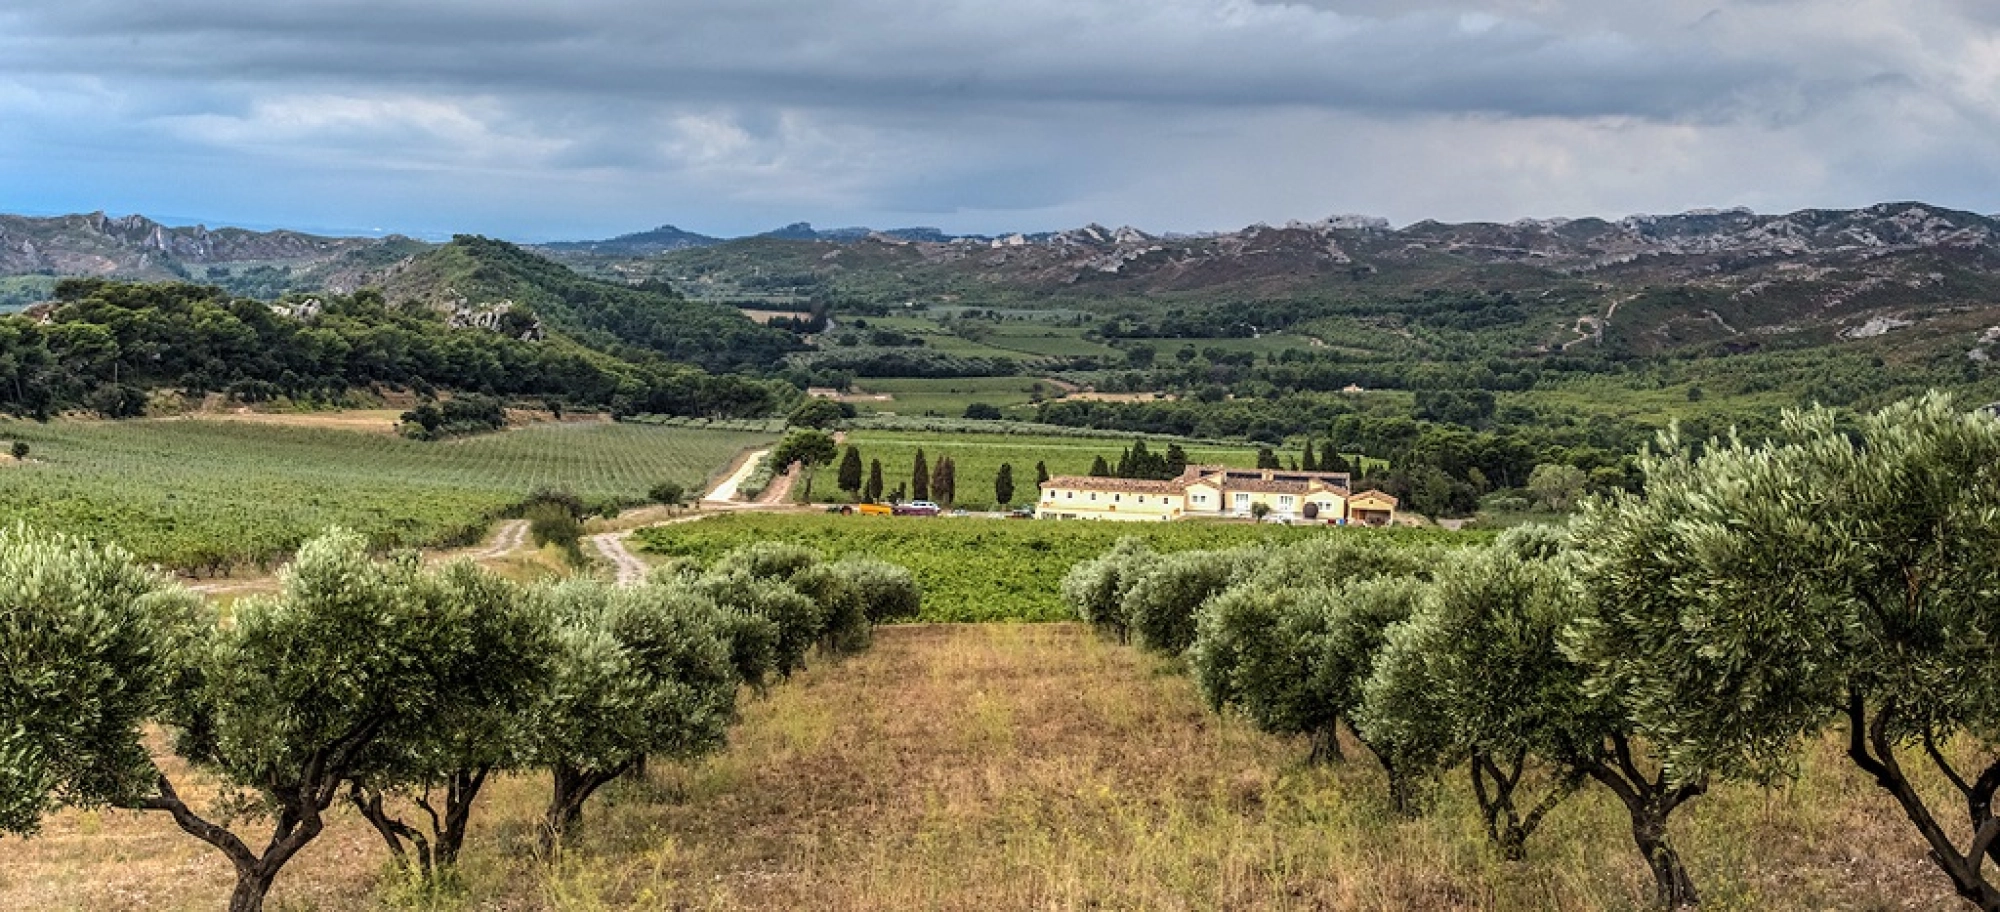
[1042,476,1187,494]
[1348,489,1400,507]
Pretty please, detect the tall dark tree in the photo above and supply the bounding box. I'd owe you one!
[1164,444,1188,477]
[995,462,1016,506]
[836,444,864,496]
[1302,439,1318,471]
[1036,461,1051,486]
[932,456,956,506]
[912,449,931,501]
[864,459,884,503]
[1256,447,1281,469]
[1089,454,1112,477]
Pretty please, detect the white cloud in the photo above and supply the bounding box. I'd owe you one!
[0,0,1994,237]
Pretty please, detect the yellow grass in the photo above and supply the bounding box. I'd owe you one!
[0,625,1971,911]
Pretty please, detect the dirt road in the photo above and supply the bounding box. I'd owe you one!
[589,532,650,585]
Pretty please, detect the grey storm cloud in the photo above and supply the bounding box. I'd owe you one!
[0,0,1995,238]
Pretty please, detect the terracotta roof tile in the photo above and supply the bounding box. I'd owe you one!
[1041,476,1187,494]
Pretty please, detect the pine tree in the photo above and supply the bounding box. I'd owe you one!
[837,444,864,495]
[1301,439,1318,472]
[1089,455,1111,477]
[912,450,931,501]
[995,462,1016,506]
[865,459,884,502]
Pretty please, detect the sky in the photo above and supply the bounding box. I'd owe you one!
[3,0,1999,241]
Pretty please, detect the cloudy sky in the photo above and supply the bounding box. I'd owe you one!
[3,0,1997,240]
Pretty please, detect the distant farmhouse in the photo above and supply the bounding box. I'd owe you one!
[1037,465,1398,526]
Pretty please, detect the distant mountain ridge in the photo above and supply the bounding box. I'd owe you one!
[11,204,2000,361]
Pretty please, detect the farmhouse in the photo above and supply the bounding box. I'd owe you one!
[1036,464,1397,525]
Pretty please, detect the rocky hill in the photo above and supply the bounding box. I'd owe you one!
[616,202,2000,358]
[0,212,397,283]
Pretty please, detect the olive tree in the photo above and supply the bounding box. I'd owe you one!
[1355,546,1597,861]
[531,577,740,850]
[833,557,923,623]
[345,561,558,888]
[146,530,519,912]
[695,571,822,679]
[1060,537,1153,641]
[0,524,205,836]
[1572,394,2000,910]
[1120,547,1265,656]
[1189,576,1426,786]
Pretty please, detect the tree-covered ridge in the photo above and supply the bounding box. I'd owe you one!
[378,236,801,373]
[0,280,794,419]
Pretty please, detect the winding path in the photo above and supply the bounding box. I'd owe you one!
[589,532,650,585]
[703,448,769,504]
[463,519,530,562]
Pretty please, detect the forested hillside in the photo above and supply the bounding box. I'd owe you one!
[0,280,793,420]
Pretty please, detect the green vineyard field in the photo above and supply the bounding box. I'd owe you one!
[0,418,772,573]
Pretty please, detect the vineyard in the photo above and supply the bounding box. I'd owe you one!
[634,512,1469,621]
[0,418,772,573]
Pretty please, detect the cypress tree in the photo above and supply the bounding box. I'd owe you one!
[995,462,1016,506]
[1089,455,1111,477]
[1165,444,1187,477]
[1301,439,1318,472]
[837,444,864,495]
[865,459,884,502]
[1036,461,1050,485]
[935,457,957,506]
[1256,447,1280,469]
[912,449,931,501]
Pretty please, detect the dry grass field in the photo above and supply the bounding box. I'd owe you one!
[0,624,1969,911]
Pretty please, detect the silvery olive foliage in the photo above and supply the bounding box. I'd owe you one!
[1120,546,1265,656]
[1060,536,1153,640]
[1572,393,2000,909]
[0,524,205,835]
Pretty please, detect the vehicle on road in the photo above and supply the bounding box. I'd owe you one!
[836,503,894,516]
[892,500,942,516]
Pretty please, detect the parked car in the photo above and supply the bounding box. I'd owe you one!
[892,500,942,516]
[1007,506,1037,519]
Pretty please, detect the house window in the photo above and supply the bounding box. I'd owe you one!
[1090,493,1097,501]
[1066,491,1073,499]
[1278,495,1295,511]
[1233,492,1250,511]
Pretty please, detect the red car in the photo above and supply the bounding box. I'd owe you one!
[892,500,942,516]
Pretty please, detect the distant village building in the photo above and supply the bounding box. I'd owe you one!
[1036,464,1397,526]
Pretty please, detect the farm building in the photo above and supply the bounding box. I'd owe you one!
[1036,465,1396,525]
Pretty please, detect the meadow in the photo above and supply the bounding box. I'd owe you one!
[3,624,1961,911]
[846,376,1061,417]
[634,512,1466,621]
[0,418,772,573]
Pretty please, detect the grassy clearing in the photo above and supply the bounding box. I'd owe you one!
[849,376,1061,417]
[635,512,1461,621]
[3,624,1961,911]
[799,428,1270,509]
[0,418,773,572]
